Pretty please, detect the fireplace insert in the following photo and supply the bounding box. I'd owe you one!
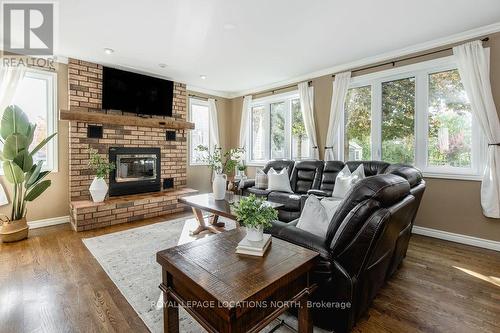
[109,147,161,196]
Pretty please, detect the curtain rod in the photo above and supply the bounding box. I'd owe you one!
[188,94,217,101]
[331,37,490,77]
[252,80,312,98]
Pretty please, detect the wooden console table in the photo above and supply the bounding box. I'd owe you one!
[156,229,319,333]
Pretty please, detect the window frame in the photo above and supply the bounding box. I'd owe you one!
[188,97,211,166]
[341,55,485,181]
[4,67,58,174]
[246,90,313,165]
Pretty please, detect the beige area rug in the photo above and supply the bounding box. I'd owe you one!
[83,216,327,332]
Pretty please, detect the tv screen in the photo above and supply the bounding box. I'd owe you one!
[102,67,173,117]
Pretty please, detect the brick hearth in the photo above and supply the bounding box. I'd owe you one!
[67,58,193,231]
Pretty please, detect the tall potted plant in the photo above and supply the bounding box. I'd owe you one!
[195,146,244,200]
[233,194,278,241]
[0,105,57,242]
[88,148,115,202]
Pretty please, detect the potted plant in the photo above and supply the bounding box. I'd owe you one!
[88,148,115,202]
[0,105,57,242]
[195,146,244,200]
[233,194,278,242]
[235,162,247,180]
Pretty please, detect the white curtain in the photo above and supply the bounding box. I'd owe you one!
[208,98,220,149]
[0,65,26,114]
[325,71,351,161]
[239,95,252,148]
[298,82,319,159]
[453,40,500,218]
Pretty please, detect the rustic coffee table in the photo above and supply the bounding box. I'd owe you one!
[156,228,319,333]
[179,193,283,235]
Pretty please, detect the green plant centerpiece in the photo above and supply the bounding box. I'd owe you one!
[0,105,57,242]
[88,148,115,203]
[233,194,278,241]
[195,145,244,200]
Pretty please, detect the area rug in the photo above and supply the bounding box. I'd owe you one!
[83,216,325,332]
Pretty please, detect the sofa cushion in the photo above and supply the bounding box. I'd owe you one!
[320,161,345,194]
[267,167,293,193]
[297,196,342,238]
[332,164,365,199]
[255,168,268,189]
[290,160,324,194]
[384,164,422,187]
[346,160,390,176]
[263,159,295,177]
[267,191,303,211]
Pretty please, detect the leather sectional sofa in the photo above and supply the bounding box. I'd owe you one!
[242,159,426,332]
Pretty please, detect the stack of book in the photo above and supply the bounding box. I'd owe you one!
[236,234,272,256]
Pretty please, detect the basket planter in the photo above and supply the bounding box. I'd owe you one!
[0,218,29,242]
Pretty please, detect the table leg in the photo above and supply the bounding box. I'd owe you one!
[164,291,179,333]
[298,296,312,333]
[209,214,225,228]
[190,207,221,235]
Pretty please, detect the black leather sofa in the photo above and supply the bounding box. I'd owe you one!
[263,161,425,332]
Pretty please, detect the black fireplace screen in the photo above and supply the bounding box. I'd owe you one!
[109,147,161,196]
[116,154,157,182]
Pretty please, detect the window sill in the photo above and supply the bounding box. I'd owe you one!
[422,172,482,182]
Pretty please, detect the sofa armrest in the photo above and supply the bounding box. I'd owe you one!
[269,221,331,259]
[239,179,255,189]
[307,189,331,197]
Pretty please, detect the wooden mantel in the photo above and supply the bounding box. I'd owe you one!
[60,109,195,130]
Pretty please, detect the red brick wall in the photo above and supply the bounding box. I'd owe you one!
[67,58,188,201]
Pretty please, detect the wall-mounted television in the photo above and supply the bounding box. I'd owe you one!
[102,67,173,117]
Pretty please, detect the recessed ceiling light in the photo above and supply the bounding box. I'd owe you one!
[104,48,114,55]
[223,23,236,30]
[200,75,207,80]
[158,63,167,68]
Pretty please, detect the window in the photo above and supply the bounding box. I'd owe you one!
[189,98,210,165]
[342,56,484,180]
[247,92,312,163]
[10,68,57,171]
[344,86,371,161]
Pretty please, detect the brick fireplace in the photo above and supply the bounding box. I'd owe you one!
[67,59,196,231]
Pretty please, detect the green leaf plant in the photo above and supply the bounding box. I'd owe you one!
[232,194,278,229]
[0,105,57,221]
[195,145,244,175]
[88,148,115,179]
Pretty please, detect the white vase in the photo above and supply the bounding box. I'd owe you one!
[89,177,108,202]
[246,226,264,242]
[212,173,227,200]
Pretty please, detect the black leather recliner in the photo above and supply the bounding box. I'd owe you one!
[242,159,324,221]
[268,164,425,332]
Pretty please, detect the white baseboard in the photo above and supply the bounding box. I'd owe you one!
[412,226,500,252]
[28,216,70,229]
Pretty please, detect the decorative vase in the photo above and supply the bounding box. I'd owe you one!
[89,177,108,202]
[0,217,29,242]
[246,225,264,242]
[212,173,227,200]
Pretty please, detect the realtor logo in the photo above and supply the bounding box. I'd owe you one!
[2,2,54,55]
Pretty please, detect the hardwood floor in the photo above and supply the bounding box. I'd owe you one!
[0,214,498,333]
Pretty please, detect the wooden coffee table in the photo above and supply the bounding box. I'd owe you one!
[179,193,283,235]
[156,229,319,333]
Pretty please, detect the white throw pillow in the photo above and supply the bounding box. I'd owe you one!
[296,196,342,238]
[267,168,293,193]
[332,164,365,199]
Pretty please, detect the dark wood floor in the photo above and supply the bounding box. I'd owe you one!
[0,214,498,333]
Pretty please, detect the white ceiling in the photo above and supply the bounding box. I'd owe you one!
[56,0,500,97]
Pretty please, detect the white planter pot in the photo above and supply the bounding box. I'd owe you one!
[212,173,227,200]
[246,226,264,242]
[89,177,108,203]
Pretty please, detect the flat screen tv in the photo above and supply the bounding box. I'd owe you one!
[102,67,173,117]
